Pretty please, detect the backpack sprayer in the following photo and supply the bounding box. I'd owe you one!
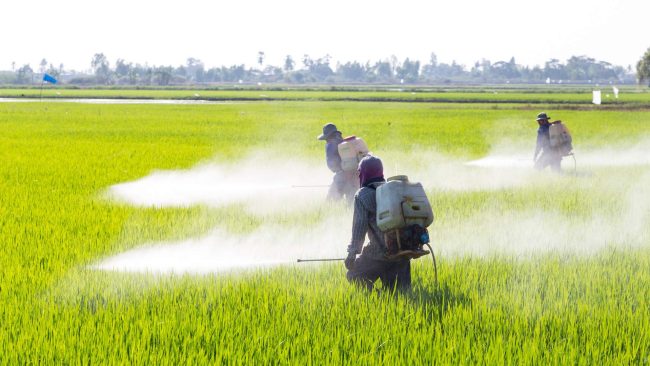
[297,175,438,285]
[377,175,437,283]
[293,136,369,190]
[549,120,576,174]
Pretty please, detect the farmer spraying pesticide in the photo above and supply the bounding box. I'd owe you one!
[317,123,368,204]
[345,155,435,291]
[533,112,573,172]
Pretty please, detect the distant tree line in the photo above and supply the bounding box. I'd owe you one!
[638,46,650,86]
[3,51,644,86]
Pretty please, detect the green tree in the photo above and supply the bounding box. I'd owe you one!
[283,55,295,72]
[396,58,420,83]
[115,59,132,78]
[373,60,393,82]
[39,58,47,74]
[421,53,439,80]
[16,64,33,84]
[544,58,567,80]
[46,63,60,78]
[637,47,650,85]
[302,54,313,69]
[337,61,365,81]
[154,66,173,86]
[91,53,111,84]
[186,57,205,82]
[257,51,265,68]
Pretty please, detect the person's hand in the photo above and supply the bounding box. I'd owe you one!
[344,253,356,270]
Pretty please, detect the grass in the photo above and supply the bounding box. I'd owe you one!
[2,86,650,105]
[0,100,649,363]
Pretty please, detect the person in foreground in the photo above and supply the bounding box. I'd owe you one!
[344,155,411,292]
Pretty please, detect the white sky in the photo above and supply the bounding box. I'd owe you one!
[1,0,647,72]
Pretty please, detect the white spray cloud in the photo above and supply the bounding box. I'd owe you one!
[107,153,333,215]
[435,169,650,258]
[95,146,650,274]
[465,139,650,169]
[93,214,351,274]
[389,151,535,192]
[106,150,541,216]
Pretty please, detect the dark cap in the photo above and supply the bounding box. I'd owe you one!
[536,112,550,121]
[317,123,339,140]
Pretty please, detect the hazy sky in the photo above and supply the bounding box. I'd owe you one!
[1,0,647,72]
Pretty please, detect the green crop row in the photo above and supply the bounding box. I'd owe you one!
[1,100,649,363]
[2,87,650,104]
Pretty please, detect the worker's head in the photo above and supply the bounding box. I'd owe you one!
[317,123,340,141]
[536,112,550,125]
[358,155,384,187]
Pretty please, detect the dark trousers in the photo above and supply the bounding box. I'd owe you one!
[327,170,359,205]
[347,255,411,291]
[535,151,562,172]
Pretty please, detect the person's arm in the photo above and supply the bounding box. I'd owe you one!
[326,142,342,173]
[533,131,543,161]
[347,196,368,256]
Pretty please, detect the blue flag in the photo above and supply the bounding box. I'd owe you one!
[43,73,57,84]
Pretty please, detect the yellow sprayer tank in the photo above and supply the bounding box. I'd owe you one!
[376,175,433,231]
[549,121,573,155]
[338,136,369,171]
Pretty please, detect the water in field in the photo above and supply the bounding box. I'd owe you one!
[0,97,240,105]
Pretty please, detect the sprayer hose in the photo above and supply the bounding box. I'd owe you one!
[424,243,438,285]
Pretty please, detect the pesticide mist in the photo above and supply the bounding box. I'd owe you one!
[95,146,650,274]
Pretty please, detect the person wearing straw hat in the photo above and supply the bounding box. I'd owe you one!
[533,112,562,172]
[317,123,359,203]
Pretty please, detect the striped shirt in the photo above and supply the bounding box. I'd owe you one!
[347,182,387,259]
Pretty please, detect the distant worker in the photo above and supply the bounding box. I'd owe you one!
[317,123,366,204]
[344,155,412,292]
[533,112,573,172]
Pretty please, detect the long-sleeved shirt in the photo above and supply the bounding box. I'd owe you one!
[325,135,343,173]
[347,182,387,259]
[536,124,551,152]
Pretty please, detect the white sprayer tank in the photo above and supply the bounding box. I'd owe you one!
[338,136,369,171]
[376,175,433,231]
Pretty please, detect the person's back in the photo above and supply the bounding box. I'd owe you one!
[348,183,387,259]
[345,155,411,291]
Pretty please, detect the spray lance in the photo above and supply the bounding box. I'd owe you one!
[296,236,438,285]
[296,258,345,262]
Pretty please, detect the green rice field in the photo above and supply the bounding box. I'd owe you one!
[1,95,649,363]
[2,85,650,105]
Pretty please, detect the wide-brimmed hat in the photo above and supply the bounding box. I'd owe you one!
[536,112,550,121]
[317,123,339,140]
